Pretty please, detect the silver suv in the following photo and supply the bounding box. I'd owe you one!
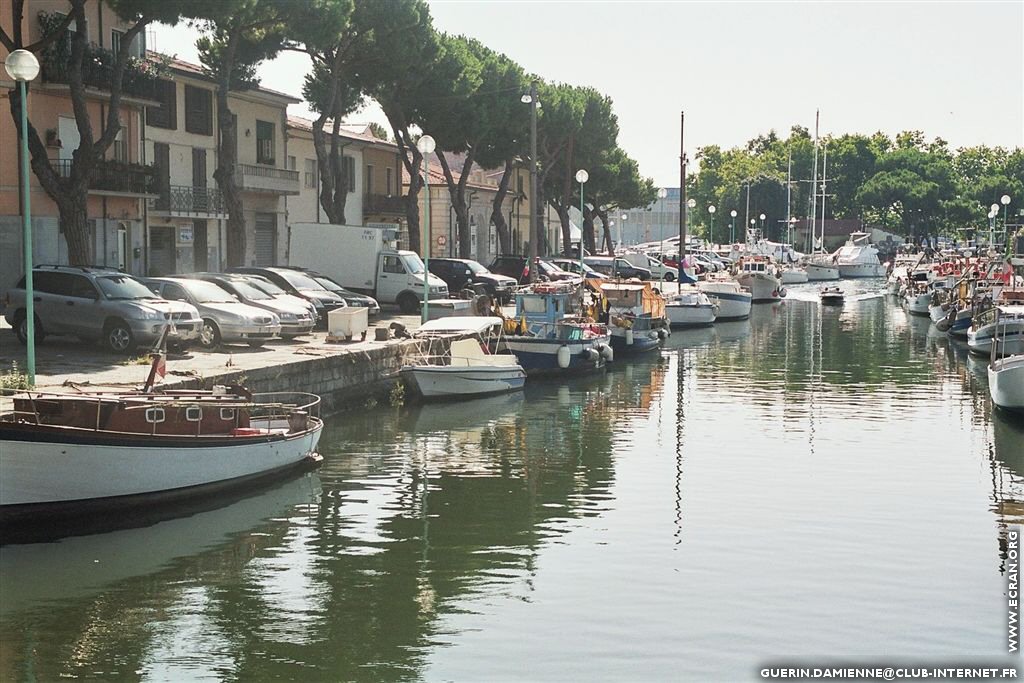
[3,266,202,354]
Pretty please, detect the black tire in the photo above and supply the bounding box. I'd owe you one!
[104,320,136,354]
[198,319,222,350]
[14,313,45,345]
[397,293,419,315]
[664,272,675,282]
[247,340,266,348]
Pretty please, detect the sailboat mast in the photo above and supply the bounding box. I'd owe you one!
[820,142,828,246]
[785,147,792,246]
[810,110,820,253]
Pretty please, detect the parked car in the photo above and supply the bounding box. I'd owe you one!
[234,274,322,324]
[621,252,678,281]
[279,267,381,315]
[228,267,346,328]
[550,258,607,280]
[143,277,281,350]
[583,256,652,280]
[488,256,581,285]
[194,273,316,339]
[3,265,202,354]
[428,258,518,302]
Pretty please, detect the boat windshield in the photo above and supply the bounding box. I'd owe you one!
[97,275,162,300]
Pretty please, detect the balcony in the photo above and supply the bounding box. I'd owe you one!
[40,44,162,102]
[52,158,158,197]
[234,163,300,196]
[364,193,406,216]
[151,185,226,218]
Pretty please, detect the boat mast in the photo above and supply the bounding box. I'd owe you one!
[785,147,792,247]
[820,141,828,250]
[810,110,819,253]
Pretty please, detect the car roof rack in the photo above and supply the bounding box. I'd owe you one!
[34,263,125,273]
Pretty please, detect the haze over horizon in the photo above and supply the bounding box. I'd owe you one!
[151,0,1024,187]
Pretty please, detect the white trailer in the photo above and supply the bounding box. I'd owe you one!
[289,223,448,314]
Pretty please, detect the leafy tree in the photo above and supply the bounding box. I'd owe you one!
[367,122,390,141]
[2,0,182,265]
[530,82,585,256]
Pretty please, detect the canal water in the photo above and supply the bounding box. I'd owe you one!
[2,281,1022,681]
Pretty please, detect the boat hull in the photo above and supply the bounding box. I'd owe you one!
[837,263,887,278]
[780,268,809,284]
[402,365,526,398]
[666,304,717,327]
[805,263,840,281]
[904,293,932,316]
[500,335,610,375]
[0,421,323,511]
[736,273,784,302]
[968,320,1024,356]
[697,284,752,320]
[820,294,845,306]
[609,328,662,353]
[989,356,1024,412]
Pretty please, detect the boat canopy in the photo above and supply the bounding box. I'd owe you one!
[416,316,504,335]
[597,280,666,318]
[996,305,1024,317]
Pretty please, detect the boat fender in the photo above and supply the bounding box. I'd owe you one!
[625,329,634,345]
[583,347,599,362]
[557,345,572,369]
[657,328,668,340]
[598,343,614,361]
[649,331,659,340]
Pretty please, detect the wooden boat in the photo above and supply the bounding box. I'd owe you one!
[0,380,323,524]
[820,286,845,306]
[401,317,526,399]
[596,280,670,353]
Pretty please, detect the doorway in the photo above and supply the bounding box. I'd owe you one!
[149,226,176,276]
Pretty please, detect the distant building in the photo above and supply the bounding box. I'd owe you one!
[616,188,681,246]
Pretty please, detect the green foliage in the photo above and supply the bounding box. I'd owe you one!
[367,122,390,142]
[0,362,30,394]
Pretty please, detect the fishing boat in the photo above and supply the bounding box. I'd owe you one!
[832,232,887,277]
[968,303,1024,356]
[988,308,1024,413]
[666,286,719,327]
[400,317,526,399]
[734,255,785,302]
[697,277,752,320]
[497,282,613,375]
[597,281,670,354]
[0,381,323,524]
[820,286,845,306]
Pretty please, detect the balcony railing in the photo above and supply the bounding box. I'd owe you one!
[40,44,162,101]
[52,158,157,196]
[364,193,406,215]
[152,185,225,215]
[234,163,300,195]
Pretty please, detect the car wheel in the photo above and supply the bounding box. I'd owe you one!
[104,320,136,354]
[15,313,45,345]
[665,272,675,282]
[199,319,222,350]
[247,340,266,348]
[397,293,419,315]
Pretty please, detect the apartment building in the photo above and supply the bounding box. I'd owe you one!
[285,116,364,226]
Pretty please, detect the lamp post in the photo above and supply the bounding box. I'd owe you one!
[5,49,41,387]
[990,202,1000,249]
[708,205,716,247]
[657,188,668,280]
[749,218,756,245]
[522,82,539,281]
[759,213,766,239]
[730,209,737,244]
[1002,194,1012,245]
[416,134,436,324]
[575,169,588,277]
[620,213,627,253]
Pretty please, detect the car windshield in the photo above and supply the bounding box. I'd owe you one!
[312,275,344,293]
[246,277,286,296]
[226,279,272,300]
[180,280,236,303]
[97,275,161,300]
[277,270,327,291]
[466,261,489,275]
[404,254,426,275]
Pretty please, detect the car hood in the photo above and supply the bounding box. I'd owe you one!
[199,301,277,322]
[300,289,345,304]
[247,299,312,316]
[128,299,199,317]
[475,273,516,287]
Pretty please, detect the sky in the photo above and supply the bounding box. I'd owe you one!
[151,1,1024,187]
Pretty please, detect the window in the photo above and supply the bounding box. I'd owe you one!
[111,125,128,163]
[386,167,394,196]
[145,407,166,424]
[343,155,355,192]
[185,406,203,422]
[162,283,189,302]
[382,255,405,274]
[184,86,213,136]
[146,79,177,130]
[256,120,275,164]
[287,155,297,171]
[304,159,317,189]
[365,164,374,195]
[68,276,97,299]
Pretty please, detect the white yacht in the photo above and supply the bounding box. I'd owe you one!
[666,286,718,327]
[734,256,785,302]
[989,354,1024,413]
[804,256,841,281]
[697,277,753,321]
[780,265,809,284]
[832,232,887,277]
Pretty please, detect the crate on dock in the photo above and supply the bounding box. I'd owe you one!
[327,307,369,342]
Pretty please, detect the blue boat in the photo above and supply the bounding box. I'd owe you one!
[498,284,612,376]
[596,281,670,355]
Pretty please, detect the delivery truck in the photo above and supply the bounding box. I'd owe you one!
[289,223,448,314]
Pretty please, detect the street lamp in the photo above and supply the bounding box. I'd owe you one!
[5,49,41,387]
[707,205,716,246]
[759,213,766,238]
[620,213,628,253]
[657,188,668,276]
[522,81,539,281]
[730,209,737,243]
[575,169,588,276]
[990,202,1000,249]
[1002,194,1012,243]
[416,134,436,324]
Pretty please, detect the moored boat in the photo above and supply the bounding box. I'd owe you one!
[697,277,752,320]
[832,232,887,277]
[734,255,785,302]
[988,306,1024,413]
[597,281,670,354]
[666,286,718,327]
[820,286,845,306]
[968,303,1024,356]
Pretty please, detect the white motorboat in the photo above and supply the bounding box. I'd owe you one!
[0,386,323,523]
[988,306,1024,413]
[734,256,785,302]
[666,286,718,327]
[401,316,526,398]
[820,286,845,306]
[804,258,841,281]
[697,277,752,320]
[832,232,887,277]
[780,265,809,284]
[969,304,1024,356]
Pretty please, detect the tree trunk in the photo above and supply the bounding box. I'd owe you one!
[213,37,246,267]
[389,117,423,254]
[435,150,475,259]
[582,204,597,254]
[313,112,349,224]
[490,158,513,256]
[554,200,572,256]
[59,193,91,265]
